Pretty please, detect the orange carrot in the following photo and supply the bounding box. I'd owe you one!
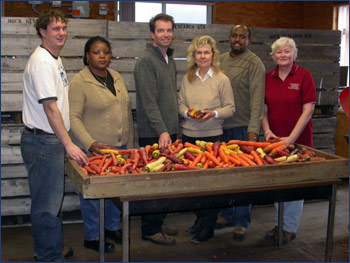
[145,145,152,161]
[101,157,113,174]
[88,155,104,162]
[88,159,102,166]
[132,150,141,170]
[173,143,184,154]
[200,154,207,164]
[230,153,249,166]
[264,141,286,153]
[81,167,88,175]
[205,144,213,154]
[189,153,203,167]
[227,155,241,166]
[98,155,107,172]
[204,151,221,166]
[242,153,254,160]
[221,142,227,146]
[84,166,96,174]
[218,148,229,164]
[250,150,264,165]
[184,142,202,150]
[239,154,257,166]
[110,152,117,166]
[228,140,241,145]
[203,159,210,169]
[237,141,272,148]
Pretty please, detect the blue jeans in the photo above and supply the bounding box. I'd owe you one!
[21,131,65,262]
[79,196,121,241]
[220,127,252,228]
[79,146,123,241]
[274,200,304,233]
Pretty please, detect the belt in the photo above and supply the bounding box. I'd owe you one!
[25,126,54,135]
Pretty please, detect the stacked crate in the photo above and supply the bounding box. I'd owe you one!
[1,18,341,221]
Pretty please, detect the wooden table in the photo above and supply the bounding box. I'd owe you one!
[65,146,348,262]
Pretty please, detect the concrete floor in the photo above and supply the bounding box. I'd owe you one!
[1,182,349,262]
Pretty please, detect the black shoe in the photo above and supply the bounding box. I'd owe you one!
[84,239,115,253]
[191,225,214,244]
[105,229,122,244]
[186,218,204,236]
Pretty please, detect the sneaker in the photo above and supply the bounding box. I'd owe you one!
[105,229,122,244]
[233,226,247,241]
[142,232,176,246]
[265,226,279,241]
[191,225,214,244]
[186,218,204,236]
[161,224,178,236]
[215,215,233,229]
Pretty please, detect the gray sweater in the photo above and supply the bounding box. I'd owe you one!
[134,43,180,138]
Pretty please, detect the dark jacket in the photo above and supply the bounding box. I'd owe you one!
[134,43,180,138]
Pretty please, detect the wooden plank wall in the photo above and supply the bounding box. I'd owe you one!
[1,17,341,217]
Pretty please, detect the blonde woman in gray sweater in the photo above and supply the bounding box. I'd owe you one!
[178,35,235,243]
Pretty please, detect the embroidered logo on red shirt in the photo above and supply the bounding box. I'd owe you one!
[288,83,300,90]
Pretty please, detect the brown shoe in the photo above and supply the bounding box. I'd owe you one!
[161,224,178,236]
[142,232,176,246]
[265,226,296,245]
[215,215,233,229]
[233,226,247,241]
[265,226,278,241]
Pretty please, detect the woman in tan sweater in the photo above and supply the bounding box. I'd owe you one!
[178,35,235,244]
[69,36,133,253]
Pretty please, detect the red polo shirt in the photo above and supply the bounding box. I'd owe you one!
[265,62,316,147]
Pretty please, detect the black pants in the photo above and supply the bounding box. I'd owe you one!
[139,135,177,236]
[182,134,223,228]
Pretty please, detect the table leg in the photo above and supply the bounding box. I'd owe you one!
[277,202,284,248]
[325,184,337,262]
[122,201,130,262]
[99,198,105,262]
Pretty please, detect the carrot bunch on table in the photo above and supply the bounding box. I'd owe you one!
[78,139,323,176]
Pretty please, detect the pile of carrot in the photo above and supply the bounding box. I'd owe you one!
[78,139,320,176]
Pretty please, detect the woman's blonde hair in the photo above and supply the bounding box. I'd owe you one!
[186,35,221,82]
[270,37,298,61]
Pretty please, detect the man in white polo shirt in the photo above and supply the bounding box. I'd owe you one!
[21,9,88,262]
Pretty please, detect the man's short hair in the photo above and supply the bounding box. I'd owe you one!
[149,13,174,33]
[231,25,251,39]
[35,9,67,38]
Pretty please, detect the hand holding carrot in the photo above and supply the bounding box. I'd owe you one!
[194,109,215,123]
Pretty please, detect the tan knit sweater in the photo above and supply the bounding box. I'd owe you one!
[69,67,134,151]
[178,71,235,137]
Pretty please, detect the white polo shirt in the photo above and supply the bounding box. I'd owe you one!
[22,46,70,133]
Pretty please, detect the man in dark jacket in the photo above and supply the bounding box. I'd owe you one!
[133,13,180,246]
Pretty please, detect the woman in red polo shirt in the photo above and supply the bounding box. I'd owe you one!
[262,37,316,245]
